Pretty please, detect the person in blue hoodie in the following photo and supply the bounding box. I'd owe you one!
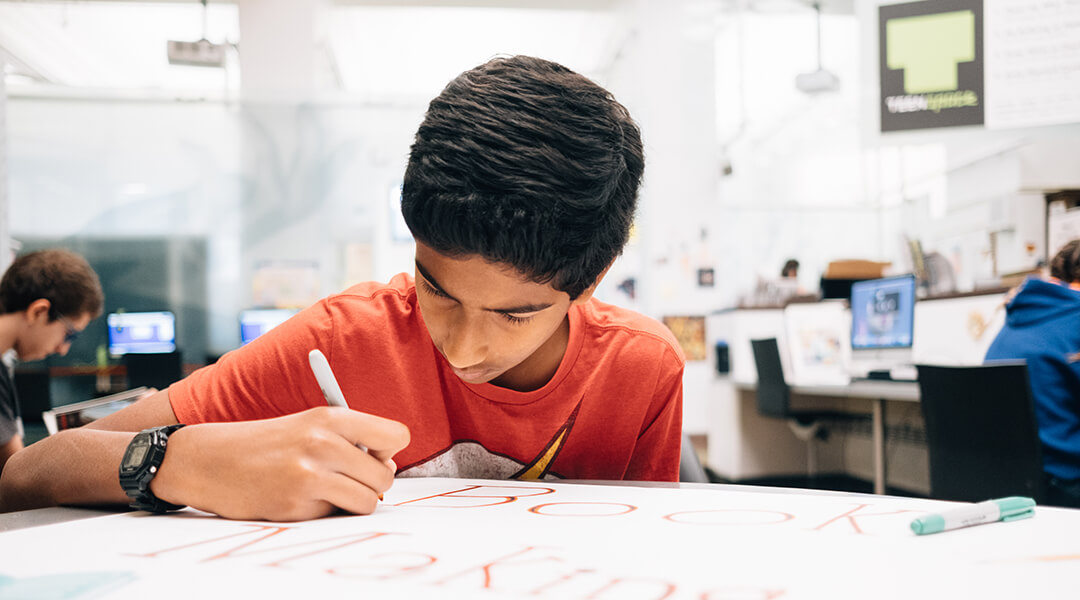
[985,239,1080,509]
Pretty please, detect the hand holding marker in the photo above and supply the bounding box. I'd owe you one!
[308,348,383,500]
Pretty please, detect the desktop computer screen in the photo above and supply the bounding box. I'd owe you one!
[107,311,177,356]
[850,274,916,351]
[239,308,298,345]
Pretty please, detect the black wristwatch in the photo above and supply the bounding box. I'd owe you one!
[119,424,187,513]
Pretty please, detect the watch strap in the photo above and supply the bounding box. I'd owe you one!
[119,424,187,513]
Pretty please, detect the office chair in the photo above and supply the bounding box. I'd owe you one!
[750,338,860,476]
[13,368,50,424]
[123,351,184,391]
[679,434,709,483]
[916,362,1045,503]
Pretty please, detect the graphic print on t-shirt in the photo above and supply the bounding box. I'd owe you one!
[396,400,581,480]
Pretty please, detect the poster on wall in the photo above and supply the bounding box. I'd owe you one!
[661,315,706,361]
[252,260,321,308]
[697,268,715,288]
[783,302,850,386]
[879,0,985,132]
[1047,205,1080,261]
[341,242,373,290]
[984,0,1080,130]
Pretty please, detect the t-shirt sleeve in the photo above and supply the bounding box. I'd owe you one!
[624,347,684,482]
[169,301,336,424]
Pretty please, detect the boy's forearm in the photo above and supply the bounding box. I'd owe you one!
[1,407,409,521]
[0,428,134,513]
[0,436,23,474]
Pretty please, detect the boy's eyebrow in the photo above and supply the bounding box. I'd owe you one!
[415,261,456,300]
[414,260,555,314]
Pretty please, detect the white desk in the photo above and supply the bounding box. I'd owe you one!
[792,380,920,495]
[1,477,1077,599]
[0,506,121,533]
[706,292,1003,494]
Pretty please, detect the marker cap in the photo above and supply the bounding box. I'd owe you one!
[994,496,1036,521]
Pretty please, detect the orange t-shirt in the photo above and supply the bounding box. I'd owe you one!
[169,274,685,481]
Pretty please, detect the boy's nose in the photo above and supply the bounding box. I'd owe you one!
[442,316,487,368]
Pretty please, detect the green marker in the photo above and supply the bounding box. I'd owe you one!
[911,497,1035,535]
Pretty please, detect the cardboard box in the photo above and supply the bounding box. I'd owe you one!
[824,259,891,279]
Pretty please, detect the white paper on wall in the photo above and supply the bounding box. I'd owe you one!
[985,0,1080,130]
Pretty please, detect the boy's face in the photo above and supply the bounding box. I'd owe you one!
[17,308,92,362]
[413,242,586,392]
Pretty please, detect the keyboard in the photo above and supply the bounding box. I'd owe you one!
[861,365,918,382]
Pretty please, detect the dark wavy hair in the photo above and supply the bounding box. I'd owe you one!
[1051,239,1080,283]
[0,249,104,320]
[401,55,644,299]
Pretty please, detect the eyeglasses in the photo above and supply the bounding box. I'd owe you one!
[57,315,80,344]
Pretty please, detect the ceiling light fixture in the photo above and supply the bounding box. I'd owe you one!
[167,0,226,68]
[795,1,840,94]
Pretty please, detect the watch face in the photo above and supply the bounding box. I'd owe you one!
[122,437,151,470]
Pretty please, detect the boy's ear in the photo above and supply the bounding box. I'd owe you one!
[571,262,615,305]
[25,299,52,324]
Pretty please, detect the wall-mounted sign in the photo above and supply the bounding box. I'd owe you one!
[879,0,984,132]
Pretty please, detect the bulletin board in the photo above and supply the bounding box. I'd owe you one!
[662,316,707,361]
[1,478,1078,599]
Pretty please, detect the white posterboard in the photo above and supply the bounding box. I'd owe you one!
[1,478,1078,599]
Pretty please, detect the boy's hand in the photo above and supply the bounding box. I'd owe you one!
[150,406,410,521]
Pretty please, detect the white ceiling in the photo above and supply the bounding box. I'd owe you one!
[0,0,854,98]
[0,0,626,99]
[330,5,623,99]
[0,1,240,90]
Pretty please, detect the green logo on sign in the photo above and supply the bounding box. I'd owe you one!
[886,10,975,94]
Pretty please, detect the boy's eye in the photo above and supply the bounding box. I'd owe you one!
[420,279,536,325]
[420,281,452,299]
[501,313,535,325]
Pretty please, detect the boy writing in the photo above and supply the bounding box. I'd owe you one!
[0,56,684,521]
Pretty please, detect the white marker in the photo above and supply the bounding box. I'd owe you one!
[308,348,368,452]
[308,349,348,408]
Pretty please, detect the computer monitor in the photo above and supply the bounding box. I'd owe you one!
[849,275,916,371]
[820,277,871,300]
[239,308,297,345]
[107,311,177,356]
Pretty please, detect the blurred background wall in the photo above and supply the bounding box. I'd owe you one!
[1,1,1077,415]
